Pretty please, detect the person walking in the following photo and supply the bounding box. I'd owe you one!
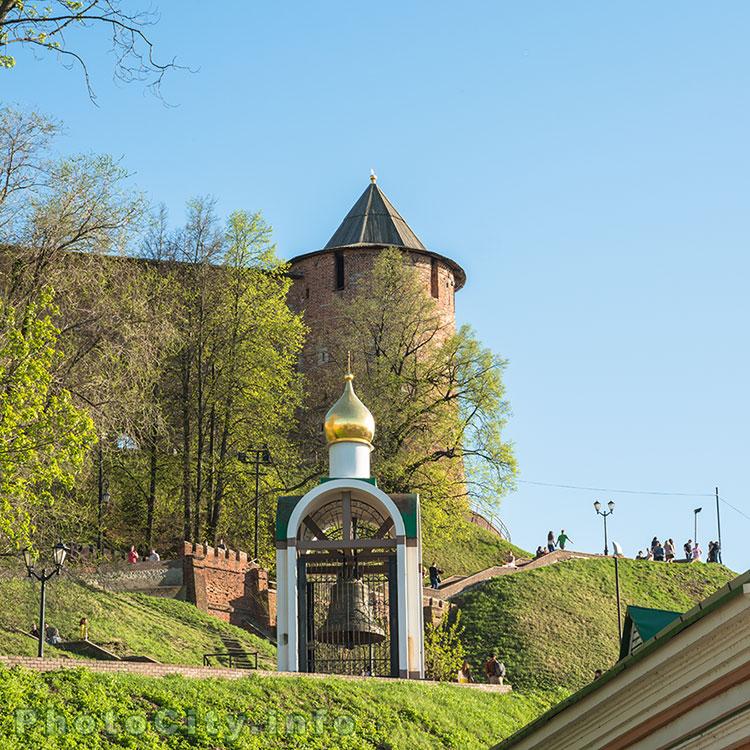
[484,654,507,685]
[79,617,89,641]
[547,531,555,553]
[653,540,665,562]
[428,562,443,589]
[457,660,475,683]
[664,539,675,562]
[692,542,702,562]
[556,530,572,550]
[684,539,693,562]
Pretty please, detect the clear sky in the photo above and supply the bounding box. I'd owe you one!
[5,1,749,571]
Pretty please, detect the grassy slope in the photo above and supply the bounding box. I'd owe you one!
[0,665,563,749]
[0,568,275,668]
[454,558,736,692]
[424,522,530,578]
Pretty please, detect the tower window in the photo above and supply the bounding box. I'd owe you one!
[334,251,345,290]
[430,258,439,298]
[305,287,310,299]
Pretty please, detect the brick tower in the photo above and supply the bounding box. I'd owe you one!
[287,174,466,376]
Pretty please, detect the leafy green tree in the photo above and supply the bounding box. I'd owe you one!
[0,287,96,549]
[0,0,178,100]
[424,610,466,682]
[143,201,305,559]
[318,247,517,551]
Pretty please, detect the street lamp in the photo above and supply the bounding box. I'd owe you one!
[23,543,70,658]
[612,541,623,643]
[594,499,615,556]
[237,446,273,561]
[98,482,110,557]
[693,507,702,548]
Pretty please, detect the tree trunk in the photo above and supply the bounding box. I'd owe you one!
[208,404,231,540]
[181,350,192,542]
[146,427,157,547]
[194,292,206,543]
[205,400,216,539]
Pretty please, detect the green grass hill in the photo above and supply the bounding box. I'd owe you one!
[424,522,530,578]
[0,665,563,749]
[0,565,275,668]
[454,557,735,693]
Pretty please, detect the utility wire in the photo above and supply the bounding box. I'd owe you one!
[516,479,715,497]
[719,496,750,523]
[516,479,750,524]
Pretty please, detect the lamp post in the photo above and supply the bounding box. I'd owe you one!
[98,481,110,557]
[593,500,615,556]
[237,446,272,561]
[612,541,623,643]
[23,543,69,658]
[693,507,702,548]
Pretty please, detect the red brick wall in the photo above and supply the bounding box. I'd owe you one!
[182,543,276,633]
[289,247,458,379]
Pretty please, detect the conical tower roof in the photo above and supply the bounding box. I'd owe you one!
[324,179,427,251]
[288,176,466,291]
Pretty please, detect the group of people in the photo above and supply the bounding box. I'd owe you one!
[31,617,90,645]
[127,545,161,564]
[635,537,721,563]
[31,623,62,645]
[535,529,573,558]
[457,654,507,685]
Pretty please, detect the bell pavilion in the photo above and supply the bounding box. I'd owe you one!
[275,362,424,679]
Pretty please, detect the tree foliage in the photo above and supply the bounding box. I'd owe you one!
[0,107,306,563]
[424,610,466,682]
[317,248,517,548]
[148,200,306,555]
[0,287,96,548]
[0,0,179,100]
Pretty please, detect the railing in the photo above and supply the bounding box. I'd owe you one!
[468,509,512,542]
[202,650,258,670]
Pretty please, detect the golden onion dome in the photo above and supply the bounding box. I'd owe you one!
[324,368,375,446]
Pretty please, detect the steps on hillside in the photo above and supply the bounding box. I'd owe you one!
[60,640,121,661]
[438,549,606,599]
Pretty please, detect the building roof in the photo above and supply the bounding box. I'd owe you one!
[324,180,427,251]
[493,568,750,749]
[619,605,681,659]
[288,179,466,291]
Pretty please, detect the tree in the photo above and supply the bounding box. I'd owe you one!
[424,610,466,682]
[0,105,177,551]
[0,287,96,549]
[144,201,305,557]
[0,0,179,100]
[319,248,517,549]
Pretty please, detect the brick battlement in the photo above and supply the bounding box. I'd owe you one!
[182,542,275,636]
[182,541,255,568]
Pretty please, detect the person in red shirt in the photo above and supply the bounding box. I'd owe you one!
[127,546,139,564]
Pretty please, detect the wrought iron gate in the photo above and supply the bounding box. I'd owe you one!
[298,555,398,677]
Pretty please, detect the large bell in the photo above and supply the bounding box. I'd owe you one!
[317,572,386,648]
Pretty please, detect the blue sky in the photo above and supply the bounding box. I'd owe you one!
[5,1,749,571]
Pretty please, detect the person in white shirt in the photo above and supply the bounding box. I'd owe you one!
[147,549,160,562]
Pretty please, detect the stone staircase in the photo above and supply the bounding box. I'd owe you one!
[426,549,604,601]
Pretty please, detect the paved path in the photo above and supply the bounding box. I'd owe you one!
[0,655,512,692]
[427,549,604,600]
